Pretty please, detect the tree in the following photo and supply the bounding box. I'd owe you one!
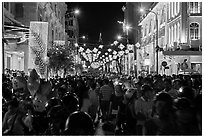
[47,43,75,76]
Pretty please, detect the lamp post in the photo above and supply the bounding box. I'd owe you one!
[140,9,159,74]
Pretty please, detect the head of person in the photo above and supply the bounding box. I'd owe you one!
[103,79,109,85]
[46,97,62,112]
[141,84,154,101]
[90,82,97,90]
[172,79,182,90]
[114,84,123,96]
[163,78,172,91]
[154,92,173,119]
[178,86,195,101]
[64,111,95,135]
[47,105,65,135]
[62,93,79,115]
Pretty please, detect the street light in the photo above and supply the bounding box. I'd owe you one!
[74,9,80,14]
[140,8,159,74]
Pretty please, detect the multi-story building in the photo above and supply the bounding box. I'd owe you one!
[65,6,79,68]
[138,2,202,75]
[3,2,67,74]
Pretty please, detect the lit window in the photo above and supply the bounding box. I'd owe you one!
[190,23,199,40]
[189,2,201,13]
[177,22,180,42]
[169,28,171,44]
[169,3,171,19]
[171,3,173,18]
[174,2,176,16]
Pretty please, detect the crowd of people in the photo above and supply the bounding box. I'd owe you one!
[2,68,202,135]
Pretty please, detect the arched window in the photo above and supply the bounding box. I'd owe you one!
[189,2,201,13]
[190,23,199,40]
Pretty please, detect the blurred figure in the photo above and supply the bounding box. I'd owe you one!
[174,97,200,135]
[88,81,99,121]
[46,105,66,135]
[145,92,179,135]
[2,98,25,135]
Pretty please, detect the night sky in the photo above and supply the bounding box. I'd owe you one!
[66,2,126,45]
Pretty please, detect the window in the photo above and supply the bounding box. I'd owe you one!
[190,23,199,40]
[178,2,180,13]
[68,20,73,26]
[171,2,173,17]
[174,2,176,16]
[174,24,177,41]
[177,22,180,42]
[171,26,173,44]
[189,2,201,13]
[169,28,171,44]
[168,3,171,19]
[161,8,165,25]
[144,25,147,37]
[68,30,74,38]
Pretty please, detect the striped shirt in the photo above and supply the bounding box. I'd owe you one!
[100,84,113,101]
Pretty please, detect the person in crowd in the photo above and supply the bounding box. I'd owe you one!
[64,111,95,135]
[46,105,66,135]
[3,98,25,135]
[144,92,179,135]
[178,86,196,102]
[174,97,200,135]
[99,79,114,121]
[193,94,202,134]
[134,85,154,135]
[88,81,99,121]
[109,83,124,119]
[62,92,79,118]
[115,87,137,135]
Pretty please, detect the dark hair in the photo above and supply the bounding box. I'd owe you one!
[64,111,95,135]
[154,92,173,109]
[174,97,191,110]
[178,86,195,101]
[90,82,97,90]
[62,93,79,113]
[141,84,153,95]
[103,79,109,84]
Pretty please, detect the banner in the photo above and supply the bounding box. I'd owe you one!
[28,22,48,78]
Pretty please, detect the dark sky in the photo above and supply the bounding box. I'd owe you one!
[66,2,126,44]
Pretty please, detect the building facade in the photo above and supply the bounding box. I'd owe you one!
[139,2,202,75]
[3,2,67,74]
